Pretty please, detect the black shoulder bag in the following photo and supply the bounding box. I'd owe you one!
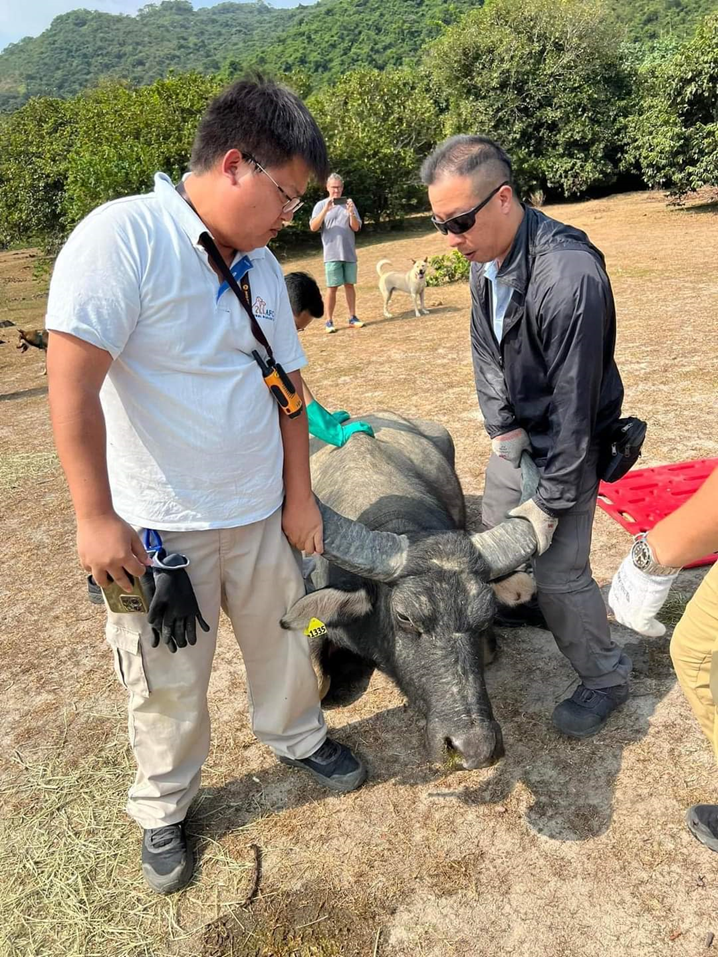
[599,416,648,483]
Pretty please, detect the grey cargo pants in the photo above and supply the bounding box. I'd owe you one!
[482,450,631,689]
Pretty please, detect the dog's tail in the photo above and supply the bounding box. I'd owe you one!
[376,259,392,277]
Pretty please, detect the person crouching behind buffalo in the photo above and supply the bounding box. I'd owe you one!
[284,270,374,448]
[421,135,630,739]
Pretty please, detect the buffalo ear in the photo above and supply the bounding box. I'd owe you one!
[281,587,373,635]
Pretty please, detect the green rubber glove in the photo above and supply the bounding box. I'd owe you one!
[306,400,374,447]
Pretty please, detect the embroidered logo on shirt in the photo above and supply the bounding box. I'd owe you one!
[252,296,275,321]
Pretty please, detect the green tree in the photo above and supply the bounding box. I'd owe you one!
[307,67,441,222]
[428,0,634,197]
[62,73,219,228]
[627,12,718,195]
[0,96,77,249]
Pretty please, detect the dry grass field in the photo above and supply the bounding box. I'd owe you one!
[1,190,718,957]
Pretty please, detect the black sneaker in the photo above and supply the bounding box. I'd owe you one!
[552,682,630,739]
[686,805,718,852]
[141,822,193,894]
[279,737,367,793]
[494,597,548,630]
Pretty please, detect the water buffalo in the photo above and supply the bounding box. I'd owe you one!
[281,412,539,770]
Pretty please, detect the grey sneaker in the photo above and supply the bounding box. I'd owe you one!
[279,737,367,792]
[141,822,193,894]
[552,682,630,739]
[686,805,718,852]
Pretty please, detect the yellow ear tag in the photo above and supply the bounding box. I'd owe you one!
[304,617,328,639]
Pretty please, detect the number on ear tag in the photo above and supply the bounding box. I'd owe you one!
[304,617,328,639]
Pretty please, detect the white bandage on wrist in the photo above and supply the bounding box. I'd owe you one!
[608,554,679,638]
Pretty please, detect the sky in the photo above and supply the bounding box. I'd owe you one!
[0,0,317,52]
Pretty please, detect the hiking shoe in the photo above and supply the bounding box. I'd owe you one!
[348,316,365,328]
[279,737,367,792]
[552,682,630,739]
[686,805,718,852]
[141,822,193,894]
[494,597,548,630]
[325,320,337,334]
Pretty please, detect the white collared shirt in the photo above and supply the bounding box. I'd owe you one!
[46,172,306,530]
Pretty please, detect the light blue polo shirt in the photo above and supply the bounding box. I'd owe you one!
[484,258,513,344]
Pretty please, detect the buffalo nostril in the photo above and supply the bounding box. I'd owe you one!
[442,737,464,771]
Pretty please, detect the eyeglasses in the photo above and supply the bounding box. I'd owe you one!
[431,181,509,236]
[247,156,304,215]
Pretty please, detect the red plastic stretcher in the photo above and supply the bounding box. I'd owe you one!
[597,458,718,569]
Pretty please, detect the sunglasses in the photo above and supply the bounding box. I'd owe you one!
[431,180,509,236]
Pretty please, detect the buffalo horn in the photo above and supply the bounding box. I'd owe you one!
[470,450,541,578]
[316,499,409,582]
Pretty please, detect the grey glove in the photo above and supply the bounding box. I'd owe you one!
[491,428,531,467]
[509,498,558,555]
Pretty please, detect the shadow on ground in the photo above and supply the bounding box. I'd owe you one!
[0,384,48,402]
[190,626,677,858]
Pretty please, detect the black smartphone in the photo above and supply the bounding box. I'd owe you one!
[333,197,348,205]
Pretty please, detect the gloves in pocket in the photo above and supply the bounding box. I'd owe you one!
[146,549,210,653]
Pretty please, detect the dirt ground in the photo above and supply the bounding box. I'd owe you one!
[1,191,718,957]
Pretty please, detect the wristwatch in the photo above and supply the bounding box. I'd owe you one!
[630,533,681,576]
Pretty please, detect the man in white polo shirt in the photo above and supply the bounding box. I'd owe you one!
[46,77,366,896]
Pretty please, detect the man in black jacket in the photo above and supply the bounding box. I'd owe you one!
[421,136,631,738]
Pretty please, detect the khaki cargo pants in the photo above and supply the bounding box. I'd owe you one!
[671,563,718,760]
[105,507,326,829]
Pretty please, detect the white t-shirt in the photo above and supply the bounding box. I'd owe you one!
[46,172,307,531]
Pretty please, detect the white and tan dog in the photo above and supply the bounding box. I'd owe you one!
[376,257,430,319]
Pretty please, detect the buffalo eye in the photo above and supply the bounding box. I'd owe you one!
[395,611,419,632]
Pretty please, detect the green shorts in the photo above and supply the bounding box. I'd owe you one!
[325,261,358,287]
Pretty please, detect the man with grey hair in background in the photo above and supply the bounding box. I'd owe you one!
[421,135,631,739]
[310,173,363,332]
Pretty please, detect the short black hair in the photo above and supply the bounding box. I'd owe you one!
[285,271,324,319]
[421,135,513,189]
[191,76,329,181]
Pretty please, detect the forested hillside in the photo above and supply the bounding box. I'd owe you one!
[1,0,716,253]
[1,0,714,113]
[0,0,475,112]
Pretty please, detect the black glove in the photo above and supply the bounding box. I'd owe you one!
[146,549,210,653]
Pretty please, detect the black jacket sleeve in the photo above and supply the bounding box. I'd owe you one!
[533,251,611,513]
[469,269,518,438]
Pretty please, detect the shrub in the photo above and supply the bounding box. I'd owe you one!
[426,251,471,286]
